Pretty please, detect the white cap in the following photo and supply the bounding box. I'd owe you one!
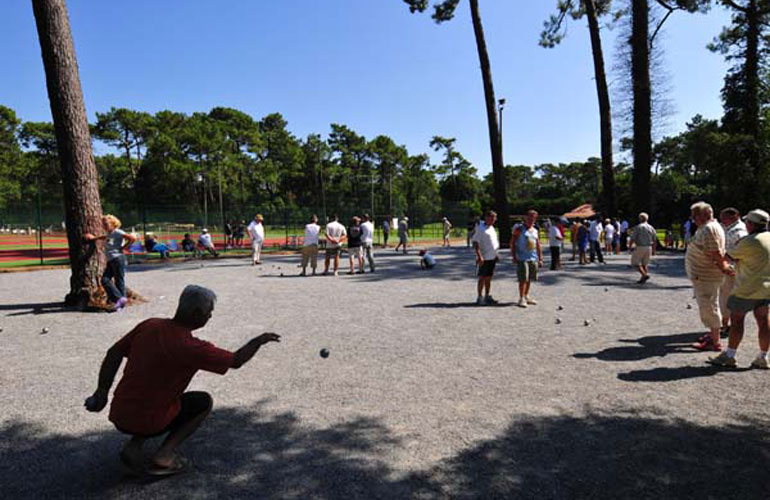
[744,209,769,225]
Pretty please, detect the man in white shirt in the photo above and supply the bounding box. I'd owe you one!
[247,214,265,265]
[442,217,452,247]
[589,216,605,263]
[361,214,376,273]
[718,207,749,336]
[472,210,500,306]
[549,218,564,270]
[300,214,321,276]
[198,228,218,257]
[323,215,347,276]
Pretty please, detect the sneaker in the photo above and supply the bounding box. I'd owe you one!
[707,351,737,368]
[333,271,339,277]
[476,296,485,306]
[114,297,128,312]
[517,297,528,308]
[639,274,650,284]
[485,295,499,305]
[694,337,722,352]
[719,325,730,338]
[751,355,770,370]
[525,296,537,305]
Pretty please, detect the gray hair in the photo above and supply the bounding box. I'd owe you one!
[690,201,713,218]
[638,212,649,222]
[176,285,217,318]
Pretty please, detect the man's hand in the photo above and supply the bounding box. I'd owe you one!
[84,389,108,413]
[538,259,544,268]
[232,333,281,369]
[253,332,281,346]
[476,255,483,266]
[83,233,97,242]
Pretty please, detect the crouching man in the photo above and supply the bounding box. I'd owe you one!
[84,285,280,476]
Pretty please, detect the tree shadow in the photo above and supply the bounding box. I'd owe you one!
[3,407,769,499]
[0,301,72,317]
[0,400,416,499]
[408,412,770,499]
[574,332,702,362]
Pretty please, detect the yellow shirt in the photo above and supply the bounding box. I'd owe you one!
[729,232,770,300]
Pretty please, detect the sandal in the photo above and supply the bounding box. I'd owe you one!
[119,449,146,476]
[147,454,192,477]
[694,337,722,352]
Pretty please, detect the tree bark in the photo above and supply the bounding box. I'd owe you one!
[469,0,510,241]
[631,0,653,215]
[743,0,762,207]
[32,0,106,309]
[585,0,617,217]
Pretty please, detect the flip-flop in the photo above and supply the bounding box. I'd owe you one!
[146,455,192,477]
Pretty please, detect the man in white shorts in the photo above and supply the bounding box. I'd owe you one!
[629,212,657,284]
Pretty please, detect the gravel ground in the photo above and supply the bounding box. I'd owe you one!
[1,247,768,499]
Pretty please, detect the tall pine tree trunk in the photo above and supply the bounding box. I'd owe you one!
[744,0,762,207]
[469,0,510,241]
[585,0,616,217]
[631,0,652,215]
[32,0,106,309]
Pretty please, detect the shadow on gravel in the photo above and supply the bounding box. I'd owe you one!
[574,332,701,362]
[0,401,410,500]
[3,408,769,499]
[618,365,752,382]
[407,413,770,499]
[0,301,71,317]
[405,302,516,309]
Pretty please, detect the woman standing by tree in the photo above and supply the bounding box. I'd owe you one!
[84,215,136,311]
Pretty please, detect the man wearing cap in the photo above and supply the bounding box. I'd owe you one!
[247,214,265,265]
[707,209,770,369]
[629,212,657,284]
[686,202,727,352]
[717,207,748,336]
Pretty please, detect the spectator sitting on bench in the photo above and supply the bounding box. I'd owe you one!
[145,233,170,259]
[181,233,196,256]
[198,229,218,258]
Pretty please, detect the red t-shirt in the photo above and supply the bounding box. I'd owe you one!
[109,318,234,435]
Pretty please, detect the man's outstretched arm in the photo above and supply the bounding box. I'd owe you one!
[84,345,124,412]
[232,333,281,369]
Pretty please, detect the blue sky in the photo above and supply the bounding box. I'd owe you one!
[1,1,732,175]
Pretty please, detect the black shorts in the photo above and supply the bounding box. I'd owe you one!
[478,258,498,277]
[115,391,213,438]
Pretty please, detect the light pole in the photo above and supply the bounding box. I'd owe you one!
[498,98,506,156]
[197,172,208,228]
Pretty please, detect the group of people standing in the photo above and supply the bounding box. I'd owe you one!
[471,210,544,308]
[680,203,770,370]
[299,214,376,276]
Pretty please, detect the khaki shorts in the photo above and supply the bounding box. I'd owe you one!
[631,246,652,267]
[517,261,538,283]
[326,246,341,256]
